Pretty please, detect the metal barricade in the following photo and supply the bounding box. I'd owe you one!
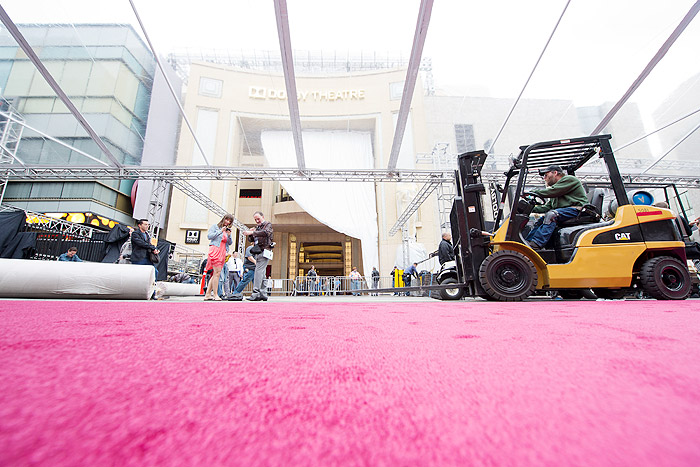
[221,274,399,297]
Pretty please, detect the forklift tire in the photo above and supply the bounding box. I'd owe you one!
[640,256,691,300]
[439,278,464,300]
[479,250,537,301]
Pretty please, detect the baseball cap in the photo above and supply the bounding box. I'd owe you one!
[539,165,563,176]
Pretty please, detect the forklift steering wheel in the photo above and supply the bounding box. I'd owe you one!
[522,192,546,205]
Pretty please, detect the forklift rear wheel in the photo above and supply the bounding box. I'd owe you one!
[640,256,691,300]
[479,250,537,301]
[439,278,464,300]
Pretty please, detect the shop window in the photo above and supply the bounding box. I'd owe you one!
[3,182,32,199]
[30,182,63,198]
[62,182,94,199]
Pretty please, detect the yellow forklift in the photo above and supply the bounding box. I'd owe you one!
[437,134,692,301]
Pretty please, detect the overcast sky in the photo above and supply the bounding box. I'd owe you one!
[2,0,700,119]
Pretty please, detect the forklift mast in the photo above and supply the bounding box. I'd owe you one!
[450,150,490,296]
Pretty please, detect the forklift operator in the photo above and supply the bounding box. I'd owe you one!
[525,165,588,249]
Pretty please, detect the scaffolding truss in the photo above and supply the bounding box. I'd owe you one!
[0,102,25,205]
[0,166,452,183]
[0,203,96,238]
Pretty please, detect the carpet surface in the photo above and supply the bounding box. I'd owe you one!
[1,299,699,466]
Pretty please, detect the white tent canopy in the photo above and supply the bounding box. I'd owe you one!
[261,130,379,275]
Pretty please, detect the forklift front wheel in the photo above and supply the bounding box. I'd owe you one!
[439,278,464,301]
[479,250,537,301]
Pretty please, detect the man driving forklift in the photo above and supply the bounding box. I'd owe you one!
[525,165,588,249]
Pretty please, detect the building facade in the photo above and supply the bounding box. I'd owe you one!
[165,63,435,280]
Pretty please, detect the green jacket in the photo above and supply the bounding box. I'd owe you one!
[532,175,587,213]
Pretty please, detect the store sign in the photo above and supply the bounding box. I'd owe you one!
[249,86,365,102]
[185,230,200,244]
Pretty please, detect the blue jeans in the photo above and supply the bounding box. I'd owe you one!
[526,207,580,247]
[231,269,255,296]
[351,279,361,296]
[218,263,229,297]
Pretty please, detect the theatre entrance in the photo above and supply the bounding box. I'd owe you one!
[299,242,344,276]
[285,233,362,279]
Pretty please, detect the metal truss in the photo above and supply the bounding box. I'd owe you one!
[2,165,697,239]
[389,180,441,235]
[0,165,453,183]
[0,203,96,238]
[169,179,249,231]
[146,179,169,237]
[401,225,411,268]
[167,50,434,85]
[0,104,25,204]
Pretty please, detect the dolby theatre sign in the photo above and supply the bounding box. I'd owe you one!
[249,86,365,102]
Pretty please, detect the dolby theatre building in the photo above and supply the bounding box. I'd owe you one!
[165,63,439,280]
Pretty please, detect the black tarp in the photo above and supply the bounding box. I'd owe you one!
[0,211,26,258]
[155,239,173,281]
[1,232,37,259]
[102,224,132,264]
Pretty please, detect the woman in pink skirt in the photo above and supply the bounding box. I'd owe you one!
[204,214,234,300]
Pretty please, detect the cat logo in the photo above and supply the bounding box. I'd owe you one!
[615,232,631,241]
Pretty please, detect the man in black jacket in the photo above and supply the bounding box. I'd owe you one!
[130,219,159,267]
[242,211,273,301]
[437,232,455,265]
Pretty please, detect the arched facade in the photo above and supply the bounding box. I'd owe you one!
[165,63,439,280]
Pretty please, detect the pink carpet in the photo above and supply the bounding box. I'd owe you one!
[1,299,699,466]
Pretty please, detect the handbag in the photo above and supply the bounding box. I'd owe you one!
[262,249,273,260]
[250,245,262,255]
[149,250,159,264]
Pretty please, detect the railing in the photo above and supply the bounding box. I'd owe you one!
[168,243,205,277]
[1,205,110,261]
[214,274,437,297]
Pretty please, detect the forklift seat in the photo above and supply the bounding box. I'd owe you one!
[587,188,605,214]
[557,220,615,249]
[558,204,602,227]
[553,219,615,263]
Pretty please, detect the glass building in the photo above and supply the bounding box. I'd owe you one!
[0,23,159,226]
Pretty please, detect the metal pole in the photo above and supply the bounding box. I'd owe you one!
[128,0,213,166]
[591,1,700,135]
